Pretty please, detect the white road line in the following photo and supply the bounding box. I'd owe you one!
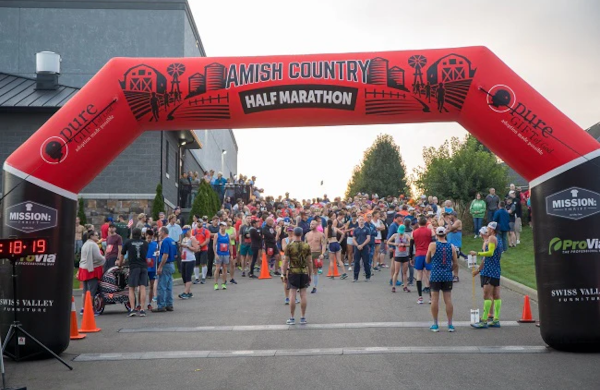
[118,321,520,333]
[74,345,550,362]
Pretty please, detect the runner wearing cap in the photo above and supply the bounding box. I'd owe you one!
[411,216,433,304]
[213,222,231,290]
[178,226,199,299]
[282,227,313,325]
[262,217,281,276]
[352,216,372,282]
[426,226,458,332]
[470,222,503,328]
[387,224,411,292]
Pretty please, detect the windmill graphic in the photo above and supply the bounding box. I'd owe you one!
[167,63,186,101]
[408,55,427,93]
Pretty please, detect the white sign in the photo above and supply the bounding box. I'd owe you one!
[467,255,478,268]
[470,309,480,325]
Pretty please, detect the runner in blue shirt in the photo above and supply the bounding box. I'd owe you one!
[352,216,371,282]
[152,227,177,312]
[426,226,457,332]
[145,229,159,311]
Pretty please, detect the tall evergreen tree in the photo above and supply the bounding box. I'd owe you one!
[345,134,409,198]
[77,198,87,225]
[151,183,165,220]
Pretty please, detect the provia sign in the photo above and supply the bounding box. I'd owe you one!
[545,187,600,221]
[5,201,58,233]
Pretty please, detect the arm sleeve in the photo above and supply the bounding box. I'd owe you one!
[477,242,496,257]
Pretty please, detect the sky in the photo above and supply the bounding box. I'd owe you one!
[189,0,600,200]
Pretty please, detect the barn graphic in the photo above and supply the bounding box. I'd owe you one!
[426,53,476,112]
[119,62,230,122]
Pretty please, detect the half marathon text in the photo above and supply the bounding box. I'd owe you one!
[239,85,358,114]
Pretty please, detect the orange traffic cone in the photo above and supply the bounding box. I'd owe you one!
[518,295,536,323]
[70,296,86,340]
[258,252,272,279]
[79,291,101,333]
[327,259,341,277]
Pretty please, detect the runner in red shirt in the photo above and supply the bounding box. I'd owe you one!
[192,224,211,284]
[411,216,434,304]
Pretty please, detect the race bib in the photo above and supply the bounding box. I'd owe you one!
[375,239,381,244]
[267,247,274,256]
[146,258,154,267]
[154,251,159,257]
[106,245,113,253]
[219,243,228,252]
[181,251,186,260]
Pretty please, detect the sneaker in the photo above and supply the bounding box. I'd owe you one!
[200,279,206,284]
[417,297,423,304]
[274,271,281,276]
[429,298,432,304]
[147,304,152,311]
[286,318,296,325]
[448,324,455,332]
[487,316,494,323]
[230,279,238,284]
[389,278,393,286]
[295,298,300,304]
[311,287,317,294]
[403,286,411,293]
[128,310,138,317]
[237,266,242,271]
[353,279,358,282]
[365,278,370,282]
[474,235,478,239]
[285,298,290,305]
[79,308,84,316]
[341,274,348,280]
[242,272,246,277]
[151,307,166,313]
[430,324,439,332]
[516,240,521,245]
[373,266,379,271]
[193,279,199,284]
[221,283,227,290]
[453,276,459,282]
[344,262,349,267]
[214,283,219,291]
[166,306,174,311]
[489,320,501,328]
[348,266,352,271]
[392,287,396,293]
[139,310,146,317]
[471,321,488,329]
[249,274,258,279]
[178,293,189,300]
[318,269,323,275]
[188,293,193,298]
[396,280,402,286]
[300,317,307,325]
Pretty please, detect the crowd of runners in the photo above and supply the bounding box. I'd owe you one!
[77,186,528,330]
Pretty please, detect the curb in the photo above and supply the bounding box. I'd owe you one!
[72,277,184,297]
[457,258,538,302]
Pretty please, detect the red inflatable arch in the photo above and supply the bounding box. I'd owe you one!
[2,46,599,355]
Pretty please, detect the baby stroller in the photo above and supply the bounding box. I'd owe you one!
[94,265,132,314]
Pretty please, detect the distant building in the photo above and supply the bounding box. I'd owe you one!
[0,0,238,225]
[586,121,600,141]
[367,57,389,86]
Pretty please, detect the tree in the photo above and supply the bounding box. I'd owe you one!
[413,135,508,221]
[77,198,87,225]
[188,181,221,223]
[151,183,165,220]
[345,134,409,198]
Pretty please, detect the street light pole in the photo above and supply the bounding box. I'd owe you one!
[221,149,227,175]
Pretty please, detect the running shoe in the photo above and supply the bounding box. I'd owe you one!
[365,278,370,282]
[311,287,317,294]
[222,283,227,290]
[242,272,246,277]
[128,310,138,317]
[392,287,396,293]
[403,286,411,293]
[430,324,439,332]
[147,304,152,311]
[373,266,379,271]
[286,318,296,325]
[285,298,290,305]
[139,310,146,317]
[488,320,501,328]
[318,269,323,275]
[230,279,238,284]
[389,278,393,286]
[300,317,307,325]
[237,266,242,271]
[79,309,84,316]
[471,321,488,329]
[188,293,193,298]
[453,276,459,282]
[193,279,199,284]
[178,293,189,300]
[396,280,402,286]
[487,316,494,323]
[295,298,300,304]
[448,324,455,332]
[166,306,174,311]
[341,274,348,280]
[348,266,352,271]
[417,297,423,304]
[429,298,432,304]
[344,262,349,267]
[214,283,219,291]
[249,274,258,279]
[200,279,206,284]
[353,279,358,283]
[274,271,281,276]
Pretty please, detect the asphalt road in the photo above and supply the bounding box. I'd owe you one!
[3,265,599,390]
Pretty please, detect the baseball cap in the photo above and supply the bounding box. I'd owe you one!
[509,190,515,195]
[108,223,116,228]
[293,227,303,236]
[487,221,498,230]
[398,225,406,234]
[276,217,284,224]
[479,227,489,235]
[219,221,227,226]
[436,226,447,235]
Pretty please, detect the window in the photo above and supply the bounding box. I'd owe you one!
[449,59,457,65]
[138,69,146,76]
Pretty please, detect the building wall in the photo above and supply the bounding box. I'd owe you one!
[193,129,238,177]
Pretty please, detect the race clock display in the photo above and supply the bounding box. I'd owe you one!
[0,238,49,256]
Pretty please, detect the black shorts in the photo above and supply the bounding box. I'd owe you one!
[481,276,500,287]
[181,261,195,283]
[288,273,310,289]
[328,242,341,253]
[128,267,148,287]
[195,251,208,266]
[430,281,453,292]
[394,256,410,263]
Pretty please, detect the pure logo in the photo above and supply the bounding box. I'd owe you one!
[548,237,600,255]
[546,187,600,221]
[5,201,58,233]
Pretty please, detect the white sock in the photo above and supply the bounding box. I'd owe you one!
[194,267,200,280]
[202,266,207,279]
[314,274,319,288]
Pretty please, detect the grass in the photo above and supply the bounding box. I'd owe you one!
[461,225,536,289]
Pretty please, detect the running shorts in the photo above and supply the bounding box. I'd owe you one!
[394,256,410,263]
[195,251,208,266]
[481,276,500,287]
[509,222,515,232]
[515,217,522,233]
[347,237,354,245]
[239,243,253,256]
[379,241,387,254]
[181,261,195,283]
[288,273,310,289]
[414,255,432,271]
[128,267,148,287]
[148,271,156,281]
[328,242,341,253]
[215,255,230,265]
[430,281,453,292]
